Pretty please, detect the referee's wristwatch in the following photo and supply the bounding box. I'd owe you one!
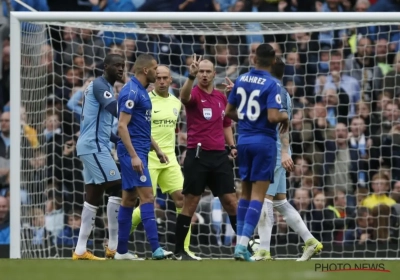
[229,145,237,151]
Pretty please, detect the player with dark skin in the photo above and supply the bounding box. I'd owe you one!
[74,54,126,260]
[84,54,125,207]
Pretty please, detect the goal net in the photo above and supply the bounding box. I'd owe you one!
[8,12,400,259]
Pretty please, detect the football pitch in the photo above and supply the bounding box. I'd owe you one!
[1,260,399,280]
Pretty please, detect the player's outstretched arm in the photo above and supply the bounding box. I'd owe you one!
[118,112,144,173]
[180,54,201,104]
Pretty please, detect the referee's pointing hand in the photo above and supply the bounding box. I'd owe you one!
[190,54,202,76]
[131,155,144,175]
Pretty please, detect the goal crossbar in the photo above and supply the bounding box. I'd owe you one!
[10,11,400,23]
[9,11,400,259]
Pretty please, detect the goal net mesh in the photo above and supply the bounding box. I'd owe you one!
[14,19,400,259]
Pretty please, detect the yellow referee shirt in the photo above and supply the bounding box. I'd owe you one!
[148,90,181,169]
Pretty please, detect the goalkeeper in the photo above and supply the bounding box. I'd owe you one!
[130,65,201,261]
[251,58,323,262]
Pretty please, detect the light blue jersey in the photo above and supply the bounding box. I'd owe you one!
[273,78,292,167]
[266,78,292,196]
[76,76,116,156]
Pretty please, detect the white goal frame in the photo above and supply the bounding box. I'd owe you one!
[9,11,400,259]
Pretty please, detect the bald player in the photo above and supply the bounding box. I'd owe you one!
[130,66,201,260]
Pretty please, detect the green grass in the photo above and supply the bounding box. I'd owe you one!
[1,260,399,280]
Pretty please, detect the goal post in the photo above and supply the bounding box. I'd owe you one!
[9,11,400,259]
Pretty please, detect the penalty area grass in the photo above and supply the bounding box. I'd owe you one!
[1,259,399,280]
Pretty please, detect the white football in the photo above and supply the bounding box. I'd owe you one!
[249,238,260,252]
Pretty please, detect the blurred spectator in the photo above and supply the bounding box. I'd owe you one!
[0,196,9,244]
[315,50,360,117]
[344,36,376,102]
[326,187,347,241]
[2,0,49,15]
[361,173,396,208]
[1,44,9,109]
[318,0,347,48]
[44,186,64,239]
[29,207,49,245]
[271,210,300,245]
[136,23,183,73]
[137,0,175,11]
[348,116,371,187]
[57,209,93,247]
[176,0,220,12]
[324,123,354,191]
[391,180,400,203]
[90,0,136,12]
[62,28,105,70]
[368,0,400,12]
[344,206,373,244]
[383,52,400,95]
[218,0,237,11]
[290,188,311,220]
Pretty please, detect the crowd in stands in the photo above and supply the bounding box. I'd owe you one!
[1,0,400,255]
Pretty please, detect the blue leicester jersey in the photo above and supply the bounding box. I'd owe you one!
[228,69,282,145]
[76,76,116,156]
[273,78,292,166]
[117,76,152,156]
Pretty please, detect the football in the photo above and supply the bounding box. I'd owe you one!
[249,238,260,252]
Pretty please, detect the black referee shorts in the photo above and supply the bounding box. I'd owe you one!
[182,149,235,197]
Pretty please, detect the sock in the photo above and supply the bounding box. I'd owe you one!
[107,196,121,251]
[228,215,237,233]
[177,208,192,251]
[174,214,192,254]
[131,207,142,234]
[117,205,134,254]
[239,200,263,247]
[75,202,98,255]
[258,199,273,251]
[237,199,250,240]
[273,199,313,242]
[141,203,160,252]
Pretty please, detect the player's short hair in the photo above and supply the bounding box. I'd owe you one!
[271,57,285,80]
[255,43,275,67]
[134,54,156,73]
[103,53,124,66]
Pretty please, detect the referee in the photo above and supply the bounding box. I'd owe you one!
[172,54,238,260]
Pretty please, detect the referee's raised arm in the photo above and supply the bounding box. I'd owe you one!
[180,54,202,104]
